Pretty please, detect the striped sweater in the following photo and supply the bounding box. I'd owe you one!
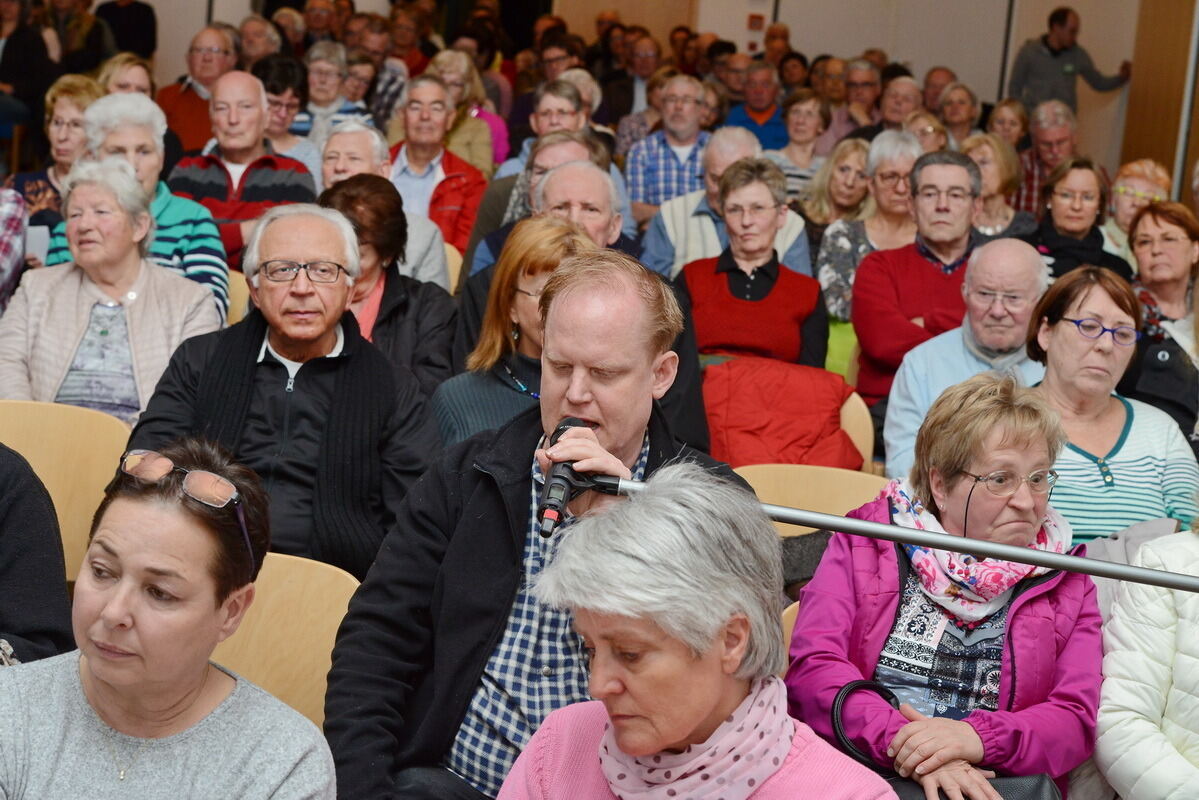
[46,182,230,316]
[166,145,316,267]
[1051,396,1199,543]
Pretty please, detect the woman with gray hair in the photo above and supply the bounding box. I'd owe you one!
[41,91,230,316]
[0,158,221,423]
[291,40,373,148]
[676,157,828,365]
[498,462,895,800]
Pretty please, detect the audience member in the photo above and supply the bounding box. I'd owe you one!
[904,109,948,153]
[761,21,791,66]
[387,74,486,252]
[368,14,411,129]
[789,372,1102,800]
[96,53,184,179]
[434,217,597,445]
[0,439,336,797]
[506,32,582,149]
[605,33,659,122]
[1013,99,1077,215]
[719,52,751,105]
[301,0,336,50]
[0,188,23,312]
[962,132,1036,239]
[239,14,282,68]
[0,441,72,667]
[988,97,1028,150]
[388,5,427,77]
[795,136,871,258]
[886,238,1048,478]
[249,54,321,189]
[501,461,893,800]
[45,0,115,73]
[0,159,220,423]
[292,41,372,149]
[764,88,828,202]
[1103,158,1171,262]
[641,126,810,278]
[129,204,439,578]
[1009,6,1130,112]
[1017,156,1133,280]
[1117,202,1199,435]
[779,51,808,94]
[157,26,238,152]
[700,76,728,128]
[322,119,450,290]
[818,130,921,323]
[1028,266,1199,540]
[846,75,922,142]
[814,58,880,154]
[7,74,103,231]
[453,21,512,119]
[809,55,847,112]
[272,7,306,58]
[169,71,316,267]
[613,65,677,158]
[585,18,625,85]
[626,74,709,228]
[852,149,979,446]
[860,47,888,71]
[95,0,155,59]
[318,174,454,395]
[43,93,230,315]
[723,60,786,150]
[667,23,693,68]
[938,81,982,148]
[921,65,957,111]
[325,250,738,799]
[0,0,54,128]
[557,67,615,153]
[677,157,827,365]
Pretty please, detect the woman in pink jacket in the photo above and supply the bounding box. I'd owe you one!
[787,373,1102,799]
[499,462,896,800]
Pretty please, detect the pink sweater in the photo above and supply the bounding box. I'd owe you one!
[497,700,898,800]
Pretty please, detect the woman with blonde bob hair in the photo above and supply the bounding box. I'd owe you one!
[790,372,1102,800]
[431,217,596,445]
[499,462,894,799]
[961,132,1035,239]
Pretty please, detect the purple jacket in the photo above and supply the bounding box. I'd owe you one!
[785,495,1102,795]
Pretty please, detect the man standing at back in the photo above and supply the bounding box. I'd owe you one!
[1009,6,1130,113]
[324,251,745,799]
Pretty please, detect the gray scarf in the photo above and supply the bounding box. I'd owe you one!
[960,316,1030,373]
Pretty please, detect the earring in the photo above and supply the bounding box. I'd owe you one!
[512,324,520,343]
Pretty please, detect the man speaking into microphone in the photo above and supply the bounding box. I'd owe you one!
[324,249,747,800]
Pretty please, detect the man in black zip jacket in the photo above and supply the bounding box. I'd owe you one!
[324,250,751,799]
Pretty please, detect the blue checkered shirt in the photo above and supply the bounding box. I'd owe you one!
[444,434,652,795]
[626,130,710,206]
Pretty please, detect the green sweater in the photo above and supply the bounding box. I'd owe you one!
[46,182,229,316]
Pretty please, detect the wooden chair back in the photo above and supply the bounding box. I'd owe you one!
[226,270,251,325]
[734,463,889,538]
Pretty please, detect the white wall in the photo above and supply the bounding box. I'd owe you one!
[691,0,1137,172]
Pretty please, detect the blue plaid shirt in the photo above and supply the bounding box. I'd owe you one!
[626,130,710,206]
[444,433,652,795]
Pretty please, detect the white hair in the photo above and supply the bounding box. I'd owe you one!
[533,462,785,680]
[398,74,458,114]
[867,130,923,176]
[62,158,156,258]
[243,204,360,287]
[240,15,282,50]
[1030,99,1076,133]
[534,160,619,218]
[305,40,347,75]
[325,119,389,167]
[702,126,762,168]
[558,67,602,114]
[83,92,167,157]
[965,237,1050,296]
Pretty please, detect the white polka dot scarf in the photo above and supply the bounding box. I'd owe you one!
[598,676,795,799]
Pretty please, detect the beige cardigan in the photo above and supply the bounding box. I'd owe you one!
[0,260,222,416]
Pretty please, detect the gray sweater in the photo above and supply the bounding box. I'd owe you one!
[1008,36,1126,112]
[0,651,335,799]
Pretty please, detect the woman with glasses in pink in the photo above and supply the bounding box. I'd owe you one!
[1027,267,1199,542]
[789,372,1102,800]
[0,438,335,798]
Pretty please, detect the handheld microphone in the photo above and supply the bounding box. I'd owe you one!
[538,417,589,538]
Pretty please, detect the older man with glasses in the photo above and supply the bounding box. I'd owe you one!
[885,238,1049,478]
[157,26,238,151]
[723,60,786,150]
[128,203,440,580]
[626,74,709,229]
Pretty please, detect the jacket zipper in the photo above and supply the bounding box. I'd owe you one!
[1001,569,1060,711]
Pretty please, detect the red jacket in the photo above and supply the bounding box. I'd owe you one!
[388,143,486,253]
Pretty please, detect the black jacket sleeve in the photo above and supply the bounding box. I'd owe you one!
[127,335,213,452]
[661,275,710,453]
[799,288,830,367]
[379,365,443,529]
[0,444,73,662]
[407,281,457,397]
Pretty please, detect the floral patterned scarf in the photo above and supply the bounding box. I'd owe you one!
[885,479,1071,623]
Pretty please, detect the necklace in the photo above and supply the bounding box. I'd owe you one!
[99,729,150,781]
[502,363,539,398]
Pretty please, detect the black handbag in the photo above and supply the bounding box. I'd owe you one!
[831,680,1061,800]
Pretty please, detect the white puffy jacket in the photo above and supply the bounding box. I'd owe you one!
[1096,531,1199,799]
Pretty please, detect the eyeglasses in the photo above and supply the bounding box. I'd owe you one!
[662,94,704,107]
[915,186,974,204]
[1061,317,1141,346]
[121,450,256,578]
[963,469,1059,497]
[724,202,779,220]
[309,67,344,81]
[874,171,911,187]
[966,288,1029,311]
[535,108,578,121]
[1052,190,1099,205]
[542,53,573,66]
[1114,185,1166,203]
[846,80,879,90]
[261,260,346,283]
[267,98,301,113]
[189,46,231,57]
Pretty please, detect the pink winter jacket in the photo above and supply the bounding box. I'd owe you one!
[785,495,1103,797]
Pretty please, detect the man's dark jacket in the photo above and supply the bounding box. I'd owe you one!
[323,404,747,797]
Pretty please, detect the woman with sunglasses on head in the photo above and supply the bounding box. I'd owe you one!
[789,372,1102,800]
[1028,267,1199,542]
[0,437,335,798]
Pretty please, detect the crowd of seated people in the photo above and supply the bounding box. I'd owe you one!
[10,3,1199,800]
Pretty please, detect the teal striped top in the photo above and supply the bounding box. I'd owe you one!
[1050,396,1199,543]
[46,182,229,316]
